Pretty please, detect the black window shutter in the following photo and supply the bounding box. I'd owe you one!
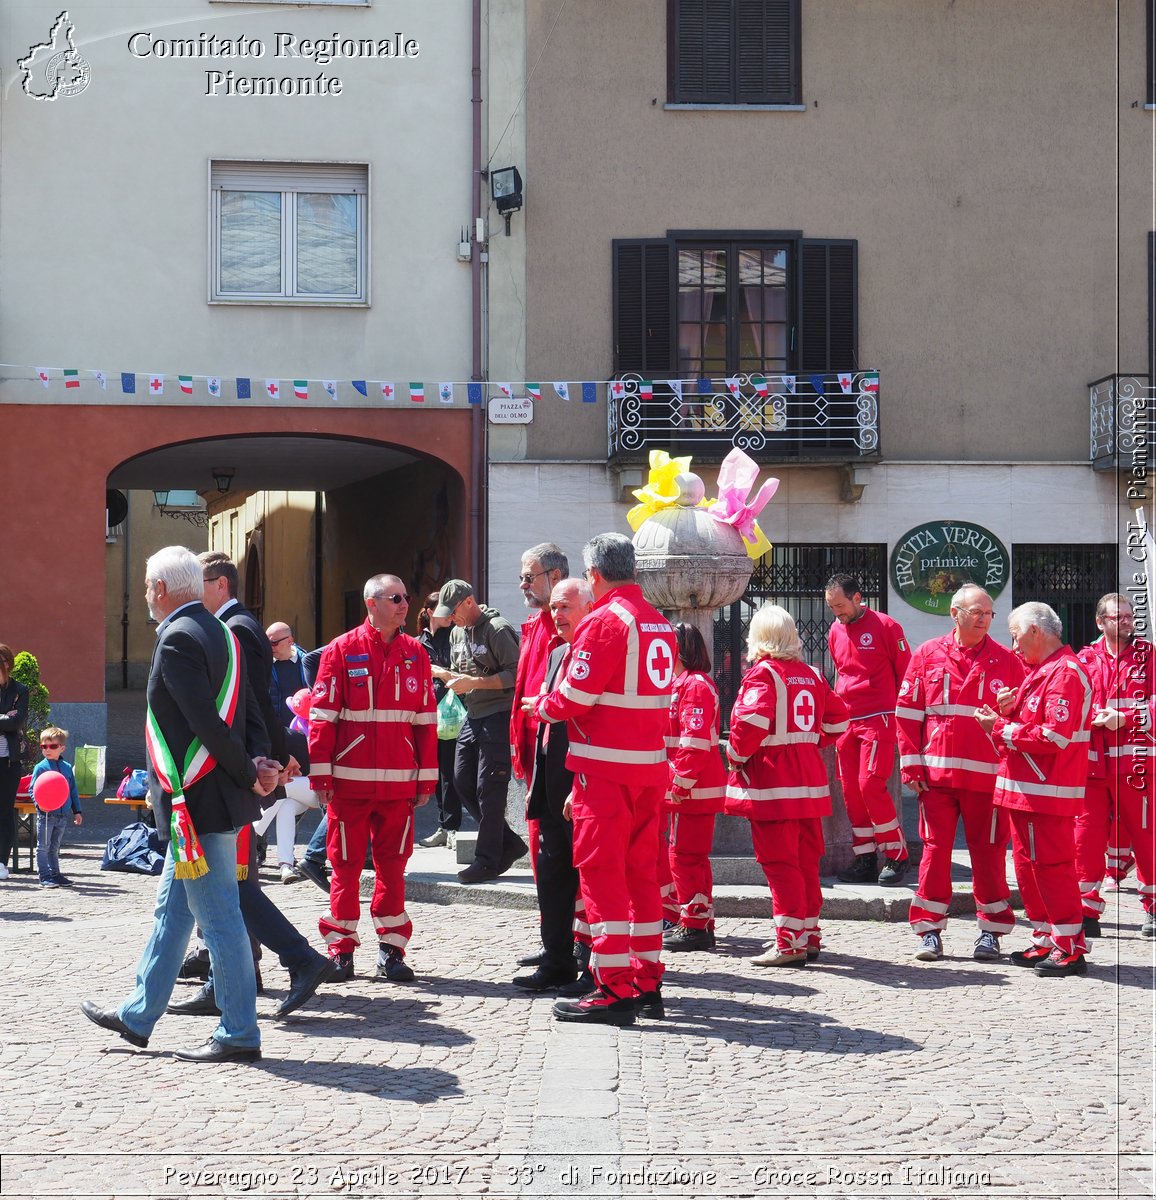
[613,240,672,375]
[672,0,733,104]
[736,0,798,104]
[798,240,858,372]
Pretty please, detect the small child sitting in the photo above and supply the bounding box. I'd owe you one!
[31,726,83,887]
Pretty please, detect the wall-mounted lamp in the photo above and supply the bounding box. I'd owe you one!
[490,165,523,236]
[211,467,235,493]
[153,488,208,527]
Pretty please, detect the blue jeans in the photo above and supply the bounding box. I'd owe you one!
[36,810,68,880]
[303,811,328,864]
[119,831,260,1049]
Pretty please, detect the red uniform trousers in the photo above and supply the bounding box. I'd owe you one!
[570,775,664,999]
[749,817,824,954]
[835,715,908,861]
[908,787,1014,936]
[656,811,717,931]
[319,797,414,957]
[1007,809,1087,957]
[656,817,680,926]
[1076,778,1155,916]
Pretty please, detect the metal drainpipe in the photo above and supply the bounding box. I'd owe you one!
[470,0,486,595]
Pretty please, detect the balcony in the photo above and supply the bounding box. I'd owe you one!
[1089,374,1153,472]
[608,371,881,462]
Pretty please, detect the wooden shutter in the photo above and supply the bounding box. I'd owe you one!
[736,0,799,104]
[613,240,673,374]
[798,240,858,372]
[671,0,735,103]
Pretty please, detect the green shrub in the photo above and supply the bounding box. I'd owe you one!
[11,651,50,766]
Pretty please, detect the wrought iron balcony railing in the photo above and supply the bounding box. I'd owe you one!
[1089,374,1153,472]
[608,371,881,461]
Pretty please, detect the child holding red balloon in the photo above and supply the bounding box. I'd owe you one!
[31,726,83,887]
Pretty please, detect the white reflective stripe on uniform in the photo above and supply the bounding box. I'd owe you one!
[1042,725,1089,748]
[375,910,411,928]
[678,736,712,751]
[989,808,999,843]
[1001,723,1020,747]
[1051,921,1083,936]
[762,730,821,747]
[310,761,332,775]
[1106,744,1155,757]
[379,931,409,949]
[912,894,949,914]
[975,899,1011,913]
[567,742,668,765]
[589,952,631,968]
[924,703,984,718]
[773,914,806,929]
[337,708,424,723]
[558,680,600,707]
[590,920,632,936]
[822,720,849,735]
[994,778,1086,801]
[633,950,662,962]
[672,773,695,789]
[851,825,874,837]
[399,814,411,853]
[1138,882,1156,896]
[873,818,900,834]
[417,768,438,782]
[726,783,830,802]
[866,740,878,772]
[334,734,365,762]
[311,707,338,723]
[895,706,925,722]
[560,681,667,709]
[690,786,726,799]
[414,712,436,725]
[899,753,926,769]
[608,600,641,700]
[920,755,998,774]
[630,921,663,937]
[332,766,420,782]
[739,711,771,730]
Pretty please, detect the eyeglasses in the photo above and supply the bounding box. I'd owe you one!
[202,574,222,584]
[377,593,410,605]
[41,742,60,750]
[959,608,995,619]
[268,636,292,646]
[518,570,549,585]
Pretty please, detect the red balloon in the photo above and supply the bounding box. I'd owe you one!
[33,770,70,812]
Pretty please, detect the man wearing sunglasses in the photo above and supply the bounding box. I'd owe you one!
[308,574,437,983]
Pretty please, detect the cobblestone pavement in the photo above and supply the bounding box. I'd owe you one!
[1,829,1152,1200]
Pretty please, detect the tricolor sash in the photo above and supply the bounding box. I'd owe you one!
[145,620,242,879]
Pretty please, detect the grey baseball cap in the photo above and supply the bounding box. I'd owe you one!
[434,579,474,619]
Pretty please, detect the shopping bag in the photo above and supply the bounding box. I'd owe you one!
[436,690,466,741]
[73,745,106,797]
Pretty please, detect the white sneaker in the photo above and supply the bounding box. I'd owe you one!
[0,863,9,880]
[279,864,300,884]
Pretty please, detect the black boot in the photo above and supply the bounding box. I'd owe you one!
[837,852,878,884]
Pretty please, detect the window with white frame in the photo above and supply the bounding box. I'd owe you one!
[210,161,368,303]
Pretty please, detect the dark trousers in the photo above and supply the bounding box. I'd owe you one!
[0,757,23,869]
[206,877,317,990]
[435,737,463,832]
[454,712,520,868]
[536,804,579,970]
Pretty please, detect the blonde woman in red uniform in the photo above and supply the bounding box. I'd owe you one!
[726,605,849,966]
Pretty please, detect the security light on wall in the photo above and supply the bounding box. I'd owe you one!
[490,166,523,235]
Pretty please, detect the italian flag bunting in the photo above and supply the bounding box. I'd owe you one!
[179,375,194,395]
[293,380,309,400]
[639,380,653,400]
[409,382,425,403]
[144,622,242,879]
[526,383,541,401]
[63,369,80,389]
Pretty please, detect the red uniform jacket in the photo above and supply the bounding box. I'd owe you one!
[1077,637,1155,783]
[991,645,1093,817]
[664,670,726,813]
[725,657,849,820]
[510,607,561,782]
[896,632,1025,792]
[308,620,438,801]
[828,608,911,720]
[537,583,676,787]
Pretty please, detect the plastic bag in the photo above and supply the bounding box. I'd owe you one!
[436,690,466,741]
[116,767,149,799]
[73,745,106,797]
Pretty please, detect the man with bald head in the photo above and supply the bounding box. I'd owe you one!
[308,574,437,983]
[897,585,1024,963]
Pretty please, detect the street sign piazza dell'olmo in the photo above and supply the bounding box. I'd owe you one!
[889,521,1010,616]
[126,30,421,98]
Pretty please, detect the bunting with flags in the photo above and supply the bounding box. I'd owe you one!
[409,382,425,403]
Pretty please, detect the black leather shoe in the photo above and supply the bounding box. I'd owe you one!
[512,965,579,992]
[274,954,334,1019]
[837,853,878,884]
[80,999,149,1048]
[374,945,416,983]
[1034,952,1088,978]
[497,837,529,875]
[517,949,547,968]
[556,970,594,998]
[329,953,355,981]
[173,1038,262,1063]
[166,984,220,1017]
[1082,916,1102,938]
[294,858,330,894]
[177,951,210,981]
[1009,945,1053,967]
[633,988,665,1019]
[877,857,910,887]
[457,861,500,885]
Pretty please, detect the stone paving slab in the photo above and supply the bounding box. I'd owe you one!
[0,835,1153,1200]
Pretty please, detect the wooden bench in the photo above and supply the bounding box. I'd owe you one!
[13,786,35,872]
[104,795,151,821]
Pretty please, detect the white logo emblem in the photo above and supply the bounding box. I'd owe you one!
[899,680,910,696]
[646,640,674,689]
[792,689,816,732]
[990,679,1004,694]
[859,632,875,648]
[19,11,90,101]
[1028,696,1041,712]
[1051,701,1069,724]
[570,660,590,682]
[687,714,704,731]
[405,676,418,694]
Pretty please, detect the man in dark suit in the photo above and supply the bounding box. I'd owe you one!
[513,577,595,993]
[164,552,334,1022]
[82,546,278,1061]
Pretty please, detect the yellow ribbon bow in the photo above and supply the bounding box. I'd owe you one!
[626,450,694,531]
